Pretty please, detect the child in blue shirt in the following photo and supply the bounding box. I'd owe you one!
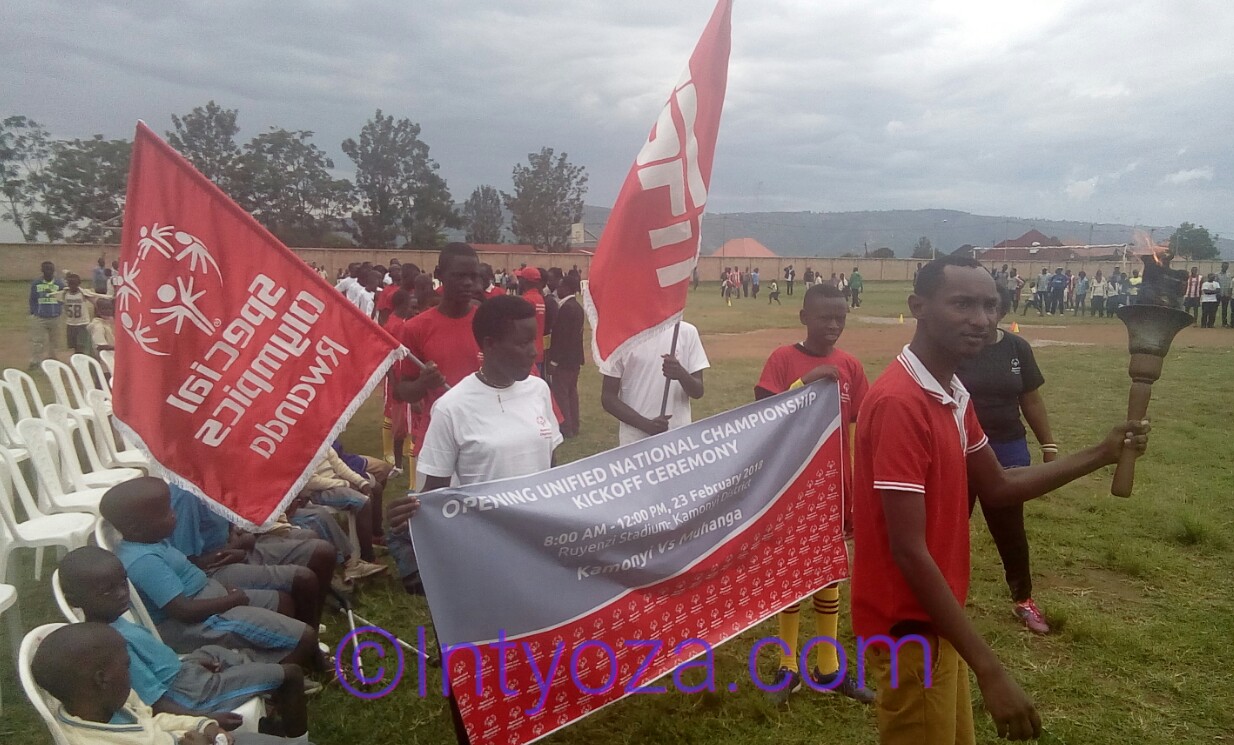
[59,546,309,737]
[167,485,332,630]
[100,477,321,671]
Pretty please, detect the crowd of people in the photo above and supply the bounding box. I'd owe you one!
[22,247,1167,745]
[983,262,1234,327]
[709,264,866,309]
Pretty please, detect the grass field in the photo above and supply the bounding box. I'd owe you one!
[1,277,1232,745]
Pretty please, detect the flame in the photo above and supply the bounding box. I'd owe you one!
[1131,229,1169,266]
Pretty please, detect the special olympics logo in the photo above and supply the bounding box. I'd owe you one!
[117,222,223,357]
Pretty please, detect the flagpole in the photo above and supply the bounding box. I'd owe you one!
[404,347,451,392]
[658,321,682,417]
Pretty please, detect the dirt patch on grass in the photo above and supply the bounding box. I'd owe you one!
[702,323,914,362]
[1040,567,1144,606]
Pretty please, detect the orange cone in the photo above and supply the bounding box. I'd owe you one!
[1010,321,1020,333]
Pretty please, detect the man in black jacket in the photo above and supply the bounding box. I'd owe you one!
[548,273,585,437]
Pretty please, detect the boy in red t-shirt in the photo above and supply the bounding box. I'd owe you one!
[516,267,547,376]
[755,283,873,705]
[853,256,1149,744]
[395,243,483,491]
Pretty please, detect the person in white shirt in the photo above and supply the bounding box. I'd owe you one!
[350,269,380,320]
[1200,273,1221,329]
[599,321,709,446]
[417,295,562,490]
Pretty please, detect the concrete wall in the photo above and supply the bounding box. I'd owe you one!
[1,243,1223,283]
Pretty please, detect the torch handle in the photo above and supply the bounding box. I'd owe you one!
[1110,379,1153,498]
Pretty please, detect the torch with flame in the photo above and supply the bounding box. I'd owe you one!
[1110,242,1191,497]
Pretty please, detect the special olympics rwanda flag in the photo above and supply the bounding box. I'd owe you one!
[584,0,732,365]
[113,122,407,529]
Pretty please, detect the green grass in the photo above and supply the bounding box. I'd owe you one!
[1,279,1232,744]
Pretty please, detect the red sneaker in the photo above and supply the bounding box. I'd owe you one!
[1013,599,1050,634]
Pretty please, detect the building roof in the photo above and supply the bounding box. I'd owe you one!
[711,238,778,258]
[994,229,1063,248]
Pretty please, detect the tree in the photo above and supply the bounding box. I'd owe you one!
[463,185,504,243]
[870,247,896,259]
[911,236,933,259]
[36,135,130,243]
[1168,222,1219,260]
[503,147,587,252]
[0,115,53,241]
[236,128,351,246]
[341,110,459,248]
[167,101,242,193]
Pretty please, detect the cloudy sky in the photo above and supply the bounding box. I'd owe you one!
[3,0,1232,239]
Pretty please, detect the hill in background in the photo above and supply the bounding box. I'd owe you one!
[575,206,1233,259]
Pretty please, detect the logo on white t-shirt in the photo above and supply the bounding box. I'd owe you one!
[536,415,553,439]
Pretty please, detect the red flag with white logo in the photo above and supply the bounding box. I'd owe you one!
[584,0,731,365]
[112,122,407,529]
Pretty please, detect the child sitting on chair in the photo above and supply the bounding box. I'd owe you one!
[58,547,309,737]
[31,622,310,744]
[100,478,321,670]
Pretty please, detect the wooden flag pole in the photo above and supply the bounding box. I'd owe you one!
[658,322,682,417]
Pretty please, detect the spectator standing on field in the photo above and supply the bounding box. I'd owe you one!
[92,256,109,294]
[548,274,584,438]
[1200,273,1220,329]
[742,265,752,298]
[29,260,64,368]
[1183,267,1202,324]
[1089,270,1108,317]
[1073,271,1090,317]
[785,265,796,296]
[1217,262,1232,327]
[848,267,864,308]
[751,267,761,298]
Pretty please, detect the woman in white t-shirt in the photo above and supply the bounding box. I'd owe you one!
[416,294,562,491]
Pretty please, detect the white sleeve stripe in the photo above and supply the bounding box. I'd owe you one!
[965,435,990,454]
[873,480,927,494]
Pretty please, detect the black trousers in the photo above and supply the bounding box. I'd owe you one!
[1201,302,1217,328]
[968,440,1033,603]
[1220,295,1230,326]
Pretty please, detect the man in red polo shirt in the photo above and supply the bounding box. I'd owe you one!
[853,255,1150,744]
[395,242,483,491]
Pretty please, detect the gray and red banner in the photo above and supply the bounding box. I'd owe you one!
[411,381,848,745]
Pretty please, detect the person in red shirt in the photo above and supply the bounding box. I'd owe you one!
[517,267,548,376]
[395,243,483,491]
[853,255,1149,744]
[382,289,414,475]
[755,283,873,705]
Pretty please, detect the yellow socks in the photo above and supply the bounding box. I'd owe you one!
[778,602,801,672]
[813,586,841,675]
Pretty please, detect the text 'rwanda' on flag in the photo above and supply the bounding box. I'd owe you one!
[584,0,732,366]
[113,121,407,530]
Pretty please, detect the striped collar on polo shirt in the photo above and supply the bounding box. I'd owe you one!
[895,345,971,409]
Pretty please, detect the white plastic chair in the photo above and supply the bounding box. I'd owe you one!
[85,389,149,470]
[15,417,109,517]
[0,381,31,464]
[18,623,73,745]
[70,353,111,402]
[3,368,47,420]
[0,448,94,583]
[41,359,93,420]
[48,567,264,732]
[0,583,19,713]
[42,405,143,488]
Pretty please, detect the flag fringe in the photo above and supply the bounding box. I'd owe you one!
[582,282,686,368]
[112,345,409,532]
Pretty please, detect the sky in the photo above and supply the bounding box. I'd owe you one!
[3,0,1232,241]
